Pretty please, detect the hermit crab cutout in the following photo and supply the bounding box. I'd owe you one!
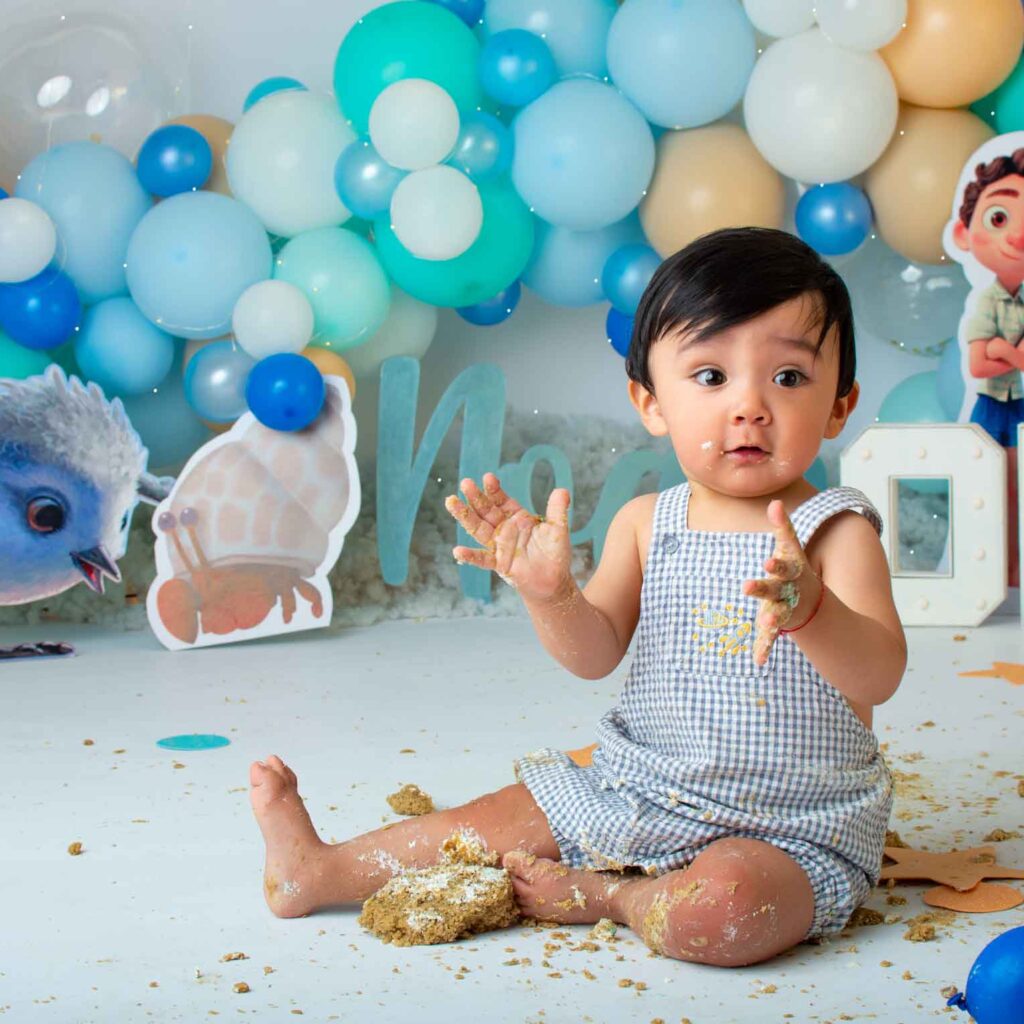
[146,377,359,651]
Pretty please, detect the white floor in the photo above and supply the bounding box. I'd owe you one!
[1,611,1022,1024]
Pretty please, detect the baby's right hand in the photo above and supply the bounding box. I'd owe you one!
[444,472,572,601]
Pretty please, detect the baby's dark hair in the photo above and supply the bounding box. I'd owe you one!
[625,227,856,399]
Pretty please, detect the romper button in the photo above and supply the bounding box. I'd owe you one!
[662,535,679,553]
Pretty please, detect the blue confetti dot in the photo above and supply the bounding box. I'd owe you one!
[157,733,231,751]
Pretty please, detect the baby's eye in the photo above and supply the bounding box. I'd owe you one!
[983,205,1010,231]
[693,368,725,386]
[773,369,806,388]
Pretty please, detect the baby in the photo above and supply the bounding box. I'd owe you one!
[249,227,905,967]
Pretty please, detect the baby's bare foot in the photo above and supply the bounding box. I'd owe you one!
[503,851,634,925]
[249,755,326,918]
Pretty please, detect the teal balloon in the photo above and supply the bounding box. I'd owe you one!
[15,142,152,305]
[970,53,1024,133]
[273,227,390,347]
[0,328,50,379]
[243,76,306,112]
[374,180,534,307]
[877,371,951,424]
[806,457,827,491]
[936,340,966,420]
[333,2,483,134]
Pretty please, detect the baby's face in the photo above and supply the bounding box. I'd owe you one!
[642,295,849,499]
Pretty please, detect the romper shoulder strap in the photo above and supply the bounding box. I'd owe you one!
[789,486,884,549]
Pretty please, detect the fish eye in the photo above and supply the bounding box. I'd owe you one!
[26,496,66,534]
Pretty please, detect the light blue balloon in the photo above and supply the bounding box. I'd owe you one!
[184,340,255,422]
[936,339,966,420]
[334,139,406,220]
[15,142,151,305]
[120,344,211,473]
[512,78,655,231]
[601,243,661,315]
[449,112,514,181]
[484,0,616,78]
[126,192,272,339]
[877,371,951,424]
[522,214,644,307]
[243,76,307,112]
[74,297,176,397]
[606,0,755,129]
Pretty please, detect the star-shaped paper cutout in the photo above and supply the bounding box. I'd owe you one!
[959,661,1024,686]
[880,845,1024,892]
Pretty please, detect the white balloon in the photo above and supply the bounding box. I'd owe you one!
[742,0,815,37]
[231,280,314,359]
[390,166,483,261]
[343,286,438,378]
[0,197,57,283]
[816,0,907,51]
[369,79,460,172]
[743,28,898,183]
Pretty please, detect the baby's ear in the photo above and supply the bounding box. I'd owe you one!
[824,382,860,439]
[628,380,669,437]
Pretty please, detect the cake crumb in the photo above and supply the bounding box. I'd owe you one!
[386,784,435,816]
[846,907,885,928]
[67,842,83,856]
[220,952,248,962]
[589,918,618,942]
[904,921,935,943]
[232,982,250,994]
[902,970,913,980]
[880,960,893,967]
[983,827,1021,842]
[618,978,634,988]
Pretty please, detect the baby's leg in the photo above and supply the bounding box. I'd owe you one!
[249,754,559,918]
[505,836,814,967]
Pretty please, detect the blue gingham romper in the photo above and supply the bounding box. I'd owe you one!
[515,483,895,941]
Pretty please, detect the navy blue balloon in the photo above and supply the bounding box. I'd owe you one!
[425,0,485,25]
[0,265,82,350]
[479,29,558,108]
[947,927,1024,1024]
[137,125,213,198]
[334,139,405,220]
[795,183,873,256]
[457,280,521,326]
[245,353,326,432]
[606,306,634,358]
[602,244,661,315]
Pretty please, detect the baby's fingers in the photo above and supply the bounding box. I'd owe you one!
[452,545,496,570]
[764,554,802,582]
[444,494,494,548]
[743,578,784,602]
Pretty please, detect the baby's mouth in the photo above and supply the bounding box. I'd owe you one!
[725,445,770,463]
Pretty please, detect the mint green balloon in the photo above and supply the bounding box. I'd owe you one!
[333,2,482,134]
[274,227,391,348]
[983,53,1024,133]
[0,329,50,380]
[374,181,534,307]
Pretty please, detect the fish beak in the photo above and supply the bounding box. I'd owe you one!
[70,545,122,595]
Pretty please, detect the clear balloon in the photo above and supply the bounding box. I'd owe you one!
[183,339,255,422]
[0,264,81,350]
[741,0,814,37]
[512,79,655,231]
[456,279,521,325]
[816,0,907,51]
[936,339,966,420]
[601,244,661,315]
[334,139,406,221]
[0,197,56,284]
[74,296,175,396]
[448,112,513,182]
[606,305,633,358]
[227,90,355,238]
[795,183,873,257]
[369,79,460,172]
[340,286,438,378]
[478,29,557,108]
[126,191,272,339]
[744,28,898,183]
[877,370,949,423]
[243,76,306,113]
[245,353,325,432]
[136,125,212,198]
[0,326,50,379]
[16,141,151,304]
[232,280,314,361]
[607,0,756,129]
[390,166,483,261]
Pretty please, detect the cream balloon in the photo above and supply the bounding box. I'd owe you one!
[389,165,483,261]
[816,0,907,51]
[167,114,233,196]
[341,286,438,379]
[743,28,898,183]
[639,123,785,257]
[300,346,356,401]
[369,79,460,172]
[741,0,814,37]
[865,104,993,264]
[0,197,57,283]
[231,280,314,359]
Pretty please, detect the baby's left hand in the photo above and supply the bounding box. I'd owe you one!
[742,500,823,666]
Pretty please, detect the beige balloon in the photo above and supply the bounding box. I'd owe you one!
[166,114,235,196]
[864,104,993,265]
[639,124,785,258]
[880,0,1023,109]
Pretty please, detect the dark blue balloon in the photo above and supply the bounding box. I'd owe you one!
[479,29,557,108]
[0,186,8,199]
[137,125,213,198]
[795,183,873,256]
[947,927,1024,1024]
[606,306,634,358]
[424,0,485,25]
[457,280,521,325]
[0,265,82,350]
[245,353,326,432]
[602,243,661,315]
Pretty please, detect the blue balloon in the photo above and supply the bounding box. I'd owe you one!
[602,244,661,315]
[74,296,176,397]
[449,112,513,182]
[606,306,633,358]
[184,340,255,422]
[936,339,966,420]
[479,29,557,108]
[334,139,406,220]
[0,186,7,199]
[126,191,272,339]
[243,76,307,112]
[245,353,325,432]
[877,371,950,424]
[796,183,873,257]
[136,125,213,198]
[425,0,485,25]
[806,457,828,490]
[0,265,81,350]
[16,142,152,305]
[948,927,1024,1024]
[457,280,521,325]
